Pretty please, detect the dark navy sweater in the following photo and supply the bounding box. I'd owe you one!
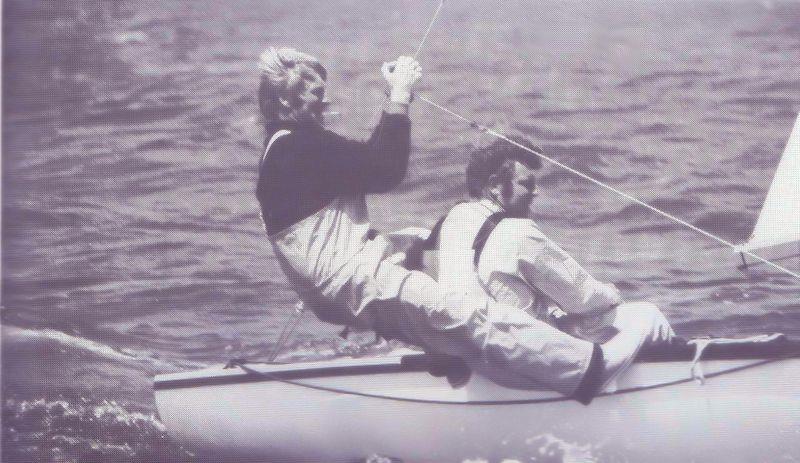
[256,112,411,235]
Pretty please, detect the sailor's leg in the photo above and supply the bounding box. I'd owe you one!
[559,301,675,345]
[372,266,597,397]
[579,301,674,394]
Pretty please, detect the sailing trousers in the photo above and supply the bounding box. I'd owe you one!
[367,259,599,396]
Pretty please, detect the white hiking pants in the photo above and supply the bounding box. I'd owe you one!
[368,259,599,396]
[365,258,670,397]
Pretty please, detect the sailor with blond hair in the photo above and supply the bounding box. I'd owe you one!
[255,47,666,402]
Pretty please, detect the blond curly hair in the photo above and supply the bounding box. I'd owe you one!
[257,47,327,123]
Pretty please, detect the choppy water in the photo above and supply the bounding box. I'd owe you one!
[2,0,799,461]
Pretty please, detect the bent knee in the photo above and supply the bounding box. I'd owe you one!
[428,290,485,331]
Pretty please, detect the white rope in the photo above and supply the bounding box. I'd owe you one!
[687,333,785,383]
[414,0,446,60]
[418,94,800,281]
[267,301,306,362]
[368,0,446,126]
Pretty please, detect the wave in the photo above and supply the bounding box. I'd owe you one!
[708,76,756,90]
[2,397,195,463]
[617,70,716,89]
[662,136,703,144]
[129,218,234,233]
[739,142,786,169]
[135,139,179,151]
[2,326,188,371]
[517,90,546,100]
[2,206,86,230]
[600,196,704,223]
[692,210,754,242]
[514,123,579,141]
[756,79,800,93]
[620,222,686,235]
[75,103,199,126]
[617,208,753,241]
[529,104,648,119]
[723,96,800,108]
[682,183,761,196]
[629,122,680,137]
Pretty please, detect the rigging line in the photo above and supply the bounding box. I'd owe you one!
[414,0,446,60]
[376,1,446,108]
[367,1,448,170]
[268,302,306,362]
[418,94,800,281]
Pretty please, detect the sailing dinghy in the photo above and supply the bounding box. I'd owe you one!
[153,117,800,462]
[154,336,800,462]
[155,0,800,451]
[737,113,800,266]
[153,121,800,461]
[153,115,800,463]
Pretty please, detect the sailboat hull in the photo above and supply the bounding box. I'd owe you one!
[154,348,800,462]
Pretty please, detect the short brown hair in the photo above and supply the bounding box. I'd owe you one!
[465,136,542,198]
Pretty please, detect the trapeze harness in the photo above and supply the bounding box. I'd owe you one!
[258,129,292,231]
[421,207,511,268]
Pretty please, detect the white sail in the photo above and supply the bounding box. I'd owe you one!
[738,113,800,252]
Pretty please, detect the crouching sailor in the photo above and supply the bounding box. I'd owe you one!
[433,136,675,398]
[254,47,652,403]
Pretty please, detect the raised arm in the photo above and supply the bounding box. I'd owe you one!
[315,56,421,194]
[316,111,411,193]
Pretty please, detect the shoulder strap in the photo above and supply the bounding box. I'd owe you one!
[422,215,448,250]
[472,211,510,267]
[260,129,292,168]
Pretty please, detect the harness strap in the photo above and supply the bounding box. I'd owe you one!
[472,211,510,267]
[259,129,292,233]
[260,129,292,168]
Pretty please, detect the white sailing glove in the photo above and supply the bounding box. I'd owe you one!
[651,308,676,343]
[382,56,422,104]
